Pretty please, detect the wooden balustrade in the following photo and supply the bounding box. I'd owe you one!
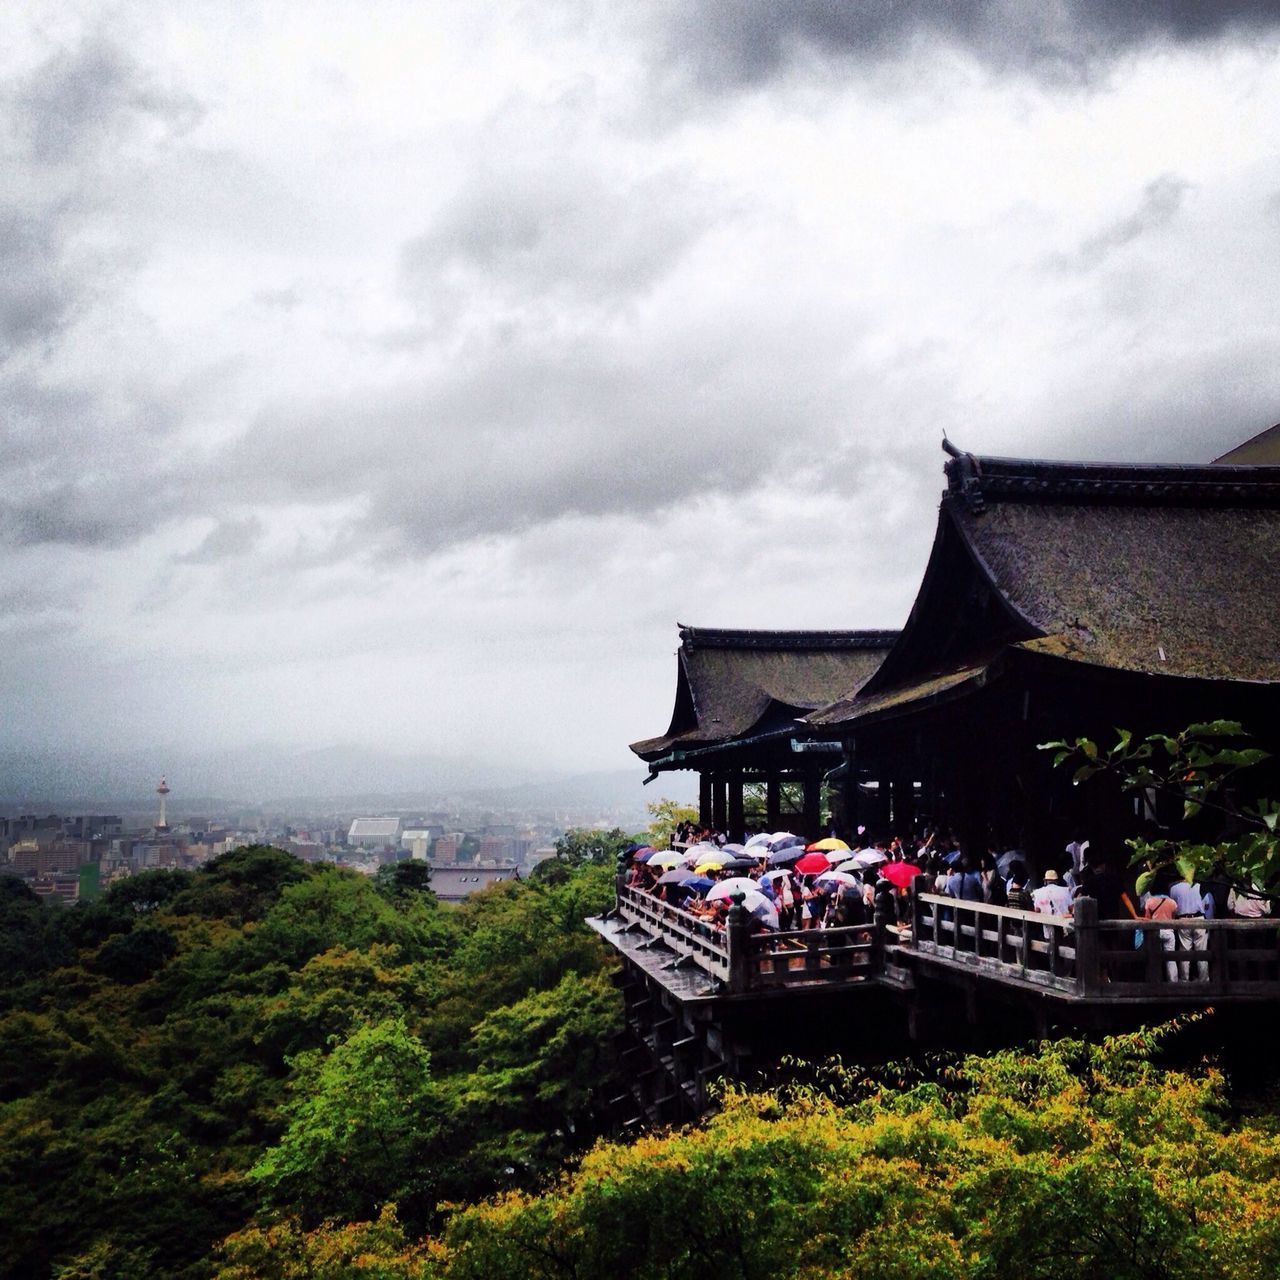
[613,884,1280,1003]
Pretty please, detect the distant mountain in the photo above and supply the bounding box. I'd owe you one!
[0,746,695,818]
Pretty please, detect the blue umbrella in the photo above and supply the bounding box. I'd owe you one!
[683,874,714,894]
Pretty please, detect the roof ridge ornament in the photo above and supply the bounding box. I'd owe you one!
[942,434,985,512]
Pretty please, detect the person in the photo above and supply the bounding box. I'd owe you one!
[1169,864,1209,981]
[1006,876,1032,913]
[1141,875,1179,982]
[1227,883,1272,919]
[1032,869,1072,918]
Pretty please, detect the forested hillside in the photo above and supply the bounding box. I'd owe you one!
[7,847,1280,1280]
[0,849,618,1278]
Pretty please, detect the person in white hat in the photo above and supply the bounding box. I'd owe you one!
[1032,868,1073,917]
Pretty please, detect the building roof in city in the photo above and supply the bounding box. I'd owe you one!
[347,818,403,840]
[631,626,900,762]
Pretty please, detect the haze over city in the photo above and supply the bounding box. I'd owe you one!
[7,1,1280,801]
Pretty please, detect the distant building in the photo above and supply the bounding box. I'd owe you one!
[347,818,403,849]
[433,833,463,862]
[430,863,519,902]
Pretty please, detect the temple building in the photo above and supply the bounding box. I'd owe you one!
[633,439,1280,860]
[630,626,898,838]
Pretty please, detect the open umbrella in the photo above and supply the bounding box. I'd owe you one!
[633,849,657,863]
[719,842,747,856]
[656,869,697,885]
[767,847,804,867]
[706,876,762,901]
[744,832,773,848]
[815,870,860,889]
[693,849,734,865]
[719,857,758,873]
[741,891,780,930]
[795,852,832,875]
[647,853,682,870]
[834,859,861,874]
[771,834,805,851]
[807,837,851,852]
[881,861,923,889]
[852,850,887,868]
[683,875,715,894]
[823,850,850,865]
[762,868,793,882]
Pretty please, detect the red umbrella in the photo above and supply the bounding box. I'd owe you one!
[881,860,923,889]
[794,852,831,875]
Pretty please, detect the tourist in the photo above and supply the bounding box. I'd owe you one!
[1169,864,1209,981]
[1141,872,1179,982]
[1031,869,1072,917]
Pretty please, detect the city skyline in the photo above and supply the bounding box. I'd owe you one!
[6,3,1280,776]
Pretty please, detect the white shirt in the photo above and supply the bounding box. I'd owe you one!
[1032,883,1072,916]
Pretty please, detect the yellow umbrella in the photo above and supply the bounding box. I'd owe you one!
[807,838,850,852]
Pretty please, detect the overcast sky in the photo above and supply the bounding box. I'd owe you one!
[5,1,1280,783]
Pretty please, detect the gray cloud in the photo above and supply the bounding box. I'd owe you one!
[175,517,264,565]
[0,36,206,549]
[658,0,1280,90]
[216,312,869,559]
[11,35,199,164]
[1058,174,1193,270]
[400,162,717,323]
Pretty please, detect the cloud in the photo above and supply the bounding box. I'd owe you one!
[175,517,264,564]
[10,35,199,165]
[1059,173,1193,270]
[400,160,718,328]
[657,0,1280,91]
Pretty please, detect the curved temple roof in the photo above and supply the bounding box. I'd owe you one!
[807,444,1280,729]
[631,625,899,763]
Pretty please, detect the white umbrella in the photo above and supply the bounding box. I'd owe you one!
[706,876,761,901]
[834,859,863,874]
[692,849,734,867]
[744,832,773,848]
[853,850,887,868]
[824,850,849,864]
[740,890,780,930]
[815,870,860,888]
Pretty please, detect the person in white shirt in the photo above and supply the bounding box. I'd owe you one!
[1169,871,1209,981]
[1032,868,1072,917]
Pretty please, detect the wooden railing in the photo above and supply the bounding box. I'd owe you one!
[615,886,731,984]
[614,883,1280,1002]
[912,890,1280,999]
[912,892,1078,992]
[614,886,880,993]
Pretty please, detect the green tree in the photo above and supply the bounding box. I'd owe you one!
[433,1026,1280,1280]
[551,827,635,868]
[375,859,435,903]
[644,798,697,850]
[1042,721,1279,894]
[249,1018,445,1228]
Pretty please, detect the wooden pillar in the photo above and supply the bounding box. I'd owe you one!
[728,771,744,843]
[765,773,781,830]
[891,769,915,836]
[802,769,821,840]
[712,775,728,833]
[698,772,713,827]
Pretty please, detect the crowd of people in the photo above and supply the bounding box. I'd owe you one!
[627,823,1274,983]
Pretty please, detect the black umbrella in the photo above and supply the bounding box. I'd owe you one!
[767,847,804,867]
[719,857,758,873]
